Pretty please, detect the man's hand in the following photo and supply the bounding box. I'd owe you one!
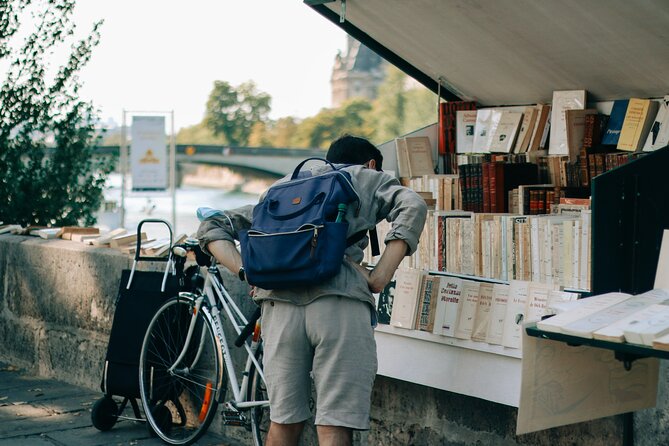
[349,239,409,294]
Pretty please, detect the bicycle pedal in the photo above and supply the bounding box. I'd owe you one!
[221,410,246,426]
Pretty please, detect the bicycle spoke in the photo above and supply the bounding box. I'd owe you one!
[140,298,222,445]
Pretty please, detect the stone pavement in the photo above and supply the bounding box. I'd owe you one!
[0,361,240,446]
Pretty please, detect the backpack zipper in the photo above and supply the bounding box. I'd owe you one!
[247,224,324,237]
[310,227,319,258]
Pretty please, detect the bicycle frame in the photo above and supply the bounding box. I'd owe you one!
[168,262,268,412]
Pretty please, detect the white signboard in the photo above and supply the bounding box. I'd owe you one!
[130,116,167,191]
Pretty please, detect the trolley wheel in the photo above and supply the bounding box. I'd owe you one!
[91,396,118,431]
[147,404,172,437]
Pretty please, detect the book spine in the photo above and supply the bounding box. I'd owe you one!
[439,102,447,156]
[475,163,484,213]
[482,162,491,213]
[460,165,470,212]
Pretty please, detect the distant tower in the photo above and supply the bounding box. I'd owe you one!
[331,36,386,108]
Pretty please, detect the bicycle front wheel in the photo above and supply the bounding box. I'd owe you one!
[139,296,224,445]
[248,346,270,446]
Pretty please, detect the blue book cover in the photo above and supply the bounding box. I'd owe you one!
[601,99,629,145]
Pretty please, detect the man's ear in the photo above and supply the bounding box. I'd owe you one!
[367,159,377,170]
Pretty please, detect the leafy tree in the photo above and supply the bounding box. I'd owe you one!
[292,99,374,149]
[248,116,301,148]
[204,80,271,146]
[370,65,437,144]
[0,0,114,227]
[176,122,227,145]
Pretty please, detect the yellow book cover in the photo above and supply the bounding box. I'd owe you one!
[617,98,659,152]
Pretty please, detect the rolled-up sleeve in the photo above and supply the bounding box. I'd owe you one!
[197,205,254,255]
[381,187,427,255]
[360,170,427,256]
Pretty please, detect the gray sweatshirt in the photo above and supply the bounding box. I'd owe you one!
[197,163,427,309]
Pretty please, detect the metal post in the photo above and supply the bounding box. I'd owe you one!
[120,109,127,228]
[170,110,177,234]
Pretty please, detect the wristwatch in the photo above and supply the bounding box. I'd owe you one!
[238,266,246,282]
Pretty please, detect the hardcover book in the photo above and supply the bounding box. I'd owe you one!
[456,109,478,153]
[514,106,539,153]
[489,111,523,153]
[528,104,551,152]
[548,90,587,156]
[600,99,629,145]
[395,138,411,178]
[642,95,669,151]
[565,109,597,161]
[617,98,660,152]
[405,136,436,177]
[472,109,502,153]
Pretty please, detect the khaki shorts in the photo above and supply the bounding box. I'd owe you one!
[260,296,378,429]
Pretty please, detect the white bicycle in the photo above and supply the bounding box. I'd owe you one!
[138,238,269,445]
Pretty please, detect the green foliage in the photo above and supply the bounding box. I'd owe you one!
[371,65,437,144]
[0,0,114,227]
[176,122,227,145]
[248,117,301,148]
[292,99,374,149]
[204,80,271,146]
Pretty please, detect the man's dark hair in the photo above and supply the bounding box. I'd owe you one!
[326,134,383,171]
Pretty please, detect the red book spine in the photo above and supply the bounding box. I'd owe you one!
[438,102,448,156]
[444,101,477,155]
[538,189,546,214]
[482,162,491,213]
[546,190,555,214]
[475,163,484,213]
[529,190,538,215]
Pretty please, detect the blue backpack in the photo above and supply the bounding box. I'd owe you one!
[239,158,360,290]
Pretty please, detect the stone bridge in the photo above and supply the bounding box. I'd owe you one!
[95,145,327,177]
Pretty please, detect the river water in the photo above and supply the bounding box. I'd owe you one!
[100,173,264,239]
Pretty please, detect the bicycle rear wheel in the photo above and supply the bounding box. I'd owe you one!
[139,296,224,445]
[248,346,270,446]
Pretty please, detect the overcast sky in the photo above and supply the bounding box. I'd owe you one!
[72,1,348,130]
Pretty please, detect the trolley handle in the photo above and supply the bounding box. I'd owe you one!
[134,219,174,262]
[234,307,261,347]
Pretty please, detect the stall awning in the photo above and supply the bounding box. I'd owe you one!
[308,0,669,106]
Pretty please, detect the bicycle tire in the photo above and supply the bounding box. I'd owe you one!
[247,345,270,446]
[139,296,225,445]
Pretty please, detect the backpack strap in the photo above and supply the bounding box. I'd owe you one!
[291,157,340,179]
[347,227,380,257]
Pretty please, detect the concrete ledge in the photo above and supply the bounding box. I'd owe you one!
[2,234,668,445]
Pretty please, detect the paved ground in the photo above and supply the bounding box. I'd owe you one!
[0,361,234,446]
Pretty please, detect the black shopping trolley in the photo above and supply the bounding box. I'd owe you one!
[91,219,187,432]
